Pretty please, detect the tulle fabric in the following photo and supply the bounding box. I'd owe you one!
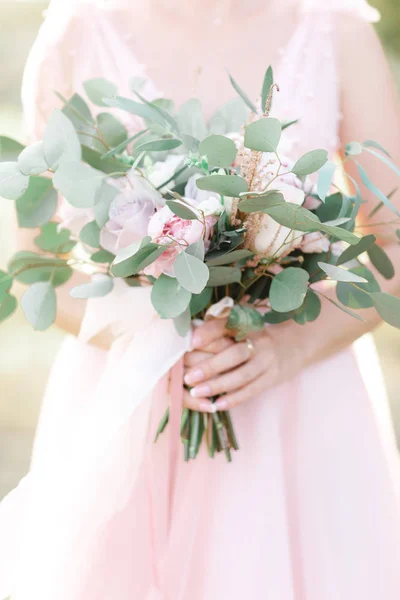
[1,1,400,599]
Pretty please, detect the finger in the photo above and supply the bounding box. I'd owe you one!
[190,318,229,349]
[201,336,235,354]
[184,341,252,388]
[184,350,213,368]
[214,373,270,410]
[190,357,264,398]
[183,390,216,413]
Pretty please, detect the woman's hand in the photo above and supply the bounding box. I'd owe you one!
[183,319,303,412]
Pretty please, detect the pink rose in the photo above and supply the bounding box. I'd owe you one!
[100,176,162,254]
[300,232,330,254]
[145,205,216,278]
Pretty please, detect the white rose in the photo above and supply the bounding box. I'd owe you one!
[147,155,184,192]
[196,196,224,217]
[184,173,220,204]
[300,232,330,254]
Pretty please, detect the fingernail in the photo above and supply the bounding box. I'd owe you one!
[200,401,217,413]
[184,369,204,386]
[190,330,202,348]
[190,384,211,398]
[214,399,229,411]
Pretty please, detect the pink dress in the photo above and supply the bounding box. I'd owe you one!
[1,1,400,599]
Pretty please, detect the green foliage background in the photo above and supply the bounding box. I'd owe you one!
[0,0,399,498]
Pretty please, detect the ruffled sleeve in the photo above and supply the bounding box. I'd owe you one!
[300,0,381,22]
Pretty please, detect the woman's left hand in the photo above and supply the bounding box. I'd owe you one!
[183,318,303,412]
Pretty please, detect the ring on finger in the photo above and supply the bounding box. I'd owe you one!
[244,337,255,360]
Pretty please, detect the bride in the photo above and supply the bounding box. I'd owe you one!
[1,0,400,598]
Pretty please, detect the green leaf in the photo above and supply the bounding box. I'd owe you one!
[53,161,104,207]
[244,117,281,152]
[61,92,94,128]
[21,281,56,331]
[80,221,101,248]
[367,243,395,279]
[317,161,336,201]
[209,97,249,135]
[95,112,127,149]
[134,138,182,153]
[281,119,300,131]
[0,136,25,161]
[363,139,391,158]
[83,78,117,106]
[357,163,400,217]
[317,262,368,283]
[174,251,209,294]
[186,240,205,261]
[196,174,248,197]
[370,292,400,329]
[228,73,257,113]
[174,306,191,336]
[151,275,192,319]
[8,251,72,287]
[269,268,309,312]
[94,182,118,227]
[363,146,400,177]
[345,141,363,156]
[104,96,166,126]
[198,135,237,168]
[43,108,81,170]
[111,239,164,277]
[133,90,180,134]
[292,290,321,324]
[190,286,212,316]
[0,271,13,302]
[206,249,253,266]
[0,293,17,323]
[336,234,376,266]
[0,162,29,199]
[261,65,274,114]
[90,249,115,264]
[18,141,48,176]
[166,199,199,220]
[70,275,114,299]
[336,267,380,309]
[207,266,242,286]
[35,222,73,252]
[177,98,207,139]
[238,191,284,213]
[16,176,58,228]
[263,310,293,324]
[81,145,129,174]
[319,293,365,321]
[101,129,149,160]
[226,304,265,340]
[292,149,328,177]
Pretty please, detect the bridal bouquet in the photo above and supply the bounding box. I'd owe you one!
[1,68,400,461]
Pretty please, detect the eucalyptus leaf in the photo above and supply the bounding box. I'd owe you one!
[206,249,253,266]
[269,268,309,313]
[21,282,56,331]
[317,161,336,201]
[238,191,284,213]
[336,234,376,266]
[291,149,328,177]
[367,243,395,279]
[370,292,400,329]
[43,109,81,170]
[81,145,129,174]
[83,78,117,106]
[80,221,101,248]
[198,135,237,168]
[61,92,94,128]
[96,112,127,149]
[166,199,199,220]
[226,305,264,340]
[363,146,400,177]
[357,163,400,217]
[363,139,391,158]
[336,267,380,309]
[0,136,25,161]
[345,141,363,156]
[207,266,242,286]
[35,222,74,253]
[53,161,104,207]
[104,96,166,126]
[101,129,149,160]
[196,174,248,197]
[18,141,48,176]
[190,286,212,316]
[94,181,118,227]
[0,293,17,323]
[174,251,209,294]
[0,162,29,199]
[70,275,114,299]
[317,262,368,283]
[90,249,115,264]
[228,73,257,113]
[134,138,182,153]
[0,271,12,302]
[16,177,57,228]
[9,251,72,287]
[292,290,321,324]
[186,240,205,261]
[151,275,192,319]
[261,66,274,114]
[318,293,365,321]
[133,90,180,133]
[174,306,191,337]
[244,117,281,152]
[112,239,163,277]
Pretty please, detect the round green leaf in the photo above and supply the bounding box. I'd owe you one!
[94,182,118,228]
[292,149,328,177]
[292,290,321,324]
[196,174,248,198]
[53,161,104,207]
[134,138,182,153]
[0,162,29,200]
[190,286,212,316]
[0,293,17,323]
[238,191,284,213]
[151,275,192,319]
[345,141,363,156]
[166,199,199,220]
[174,306,191,337]
[80,221,101,248]
[43,109,81,170]
[96,112,127,149]
[244,117,282,152]
[336,234,376,266]
[370,292,400,329]
[226,305,265,340]
[18,141,49,176]
[317,161,336,201]
[198,135,237,168]
[174,251,209,294]
[269,267,310,313]
[16,177,58,228]
[0,136,25,161]
[35,222,73,252]
[317,262,368,283]
[111,238,163,277]
[83,78,118,107]
[21,282,56,331]
[207,266,242,286]
[367,244,395,280]
[336,267,380,309]
[0,271,13,302]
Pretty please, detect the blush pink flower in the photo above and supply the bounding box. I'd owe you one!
[145,205,216,278]
[300,232,330,254]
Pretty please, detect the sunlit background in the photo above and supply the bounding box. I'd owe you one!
[0,0,399,499]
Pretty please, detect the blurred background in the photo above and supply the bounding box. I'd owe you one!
[0,0,399,500]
